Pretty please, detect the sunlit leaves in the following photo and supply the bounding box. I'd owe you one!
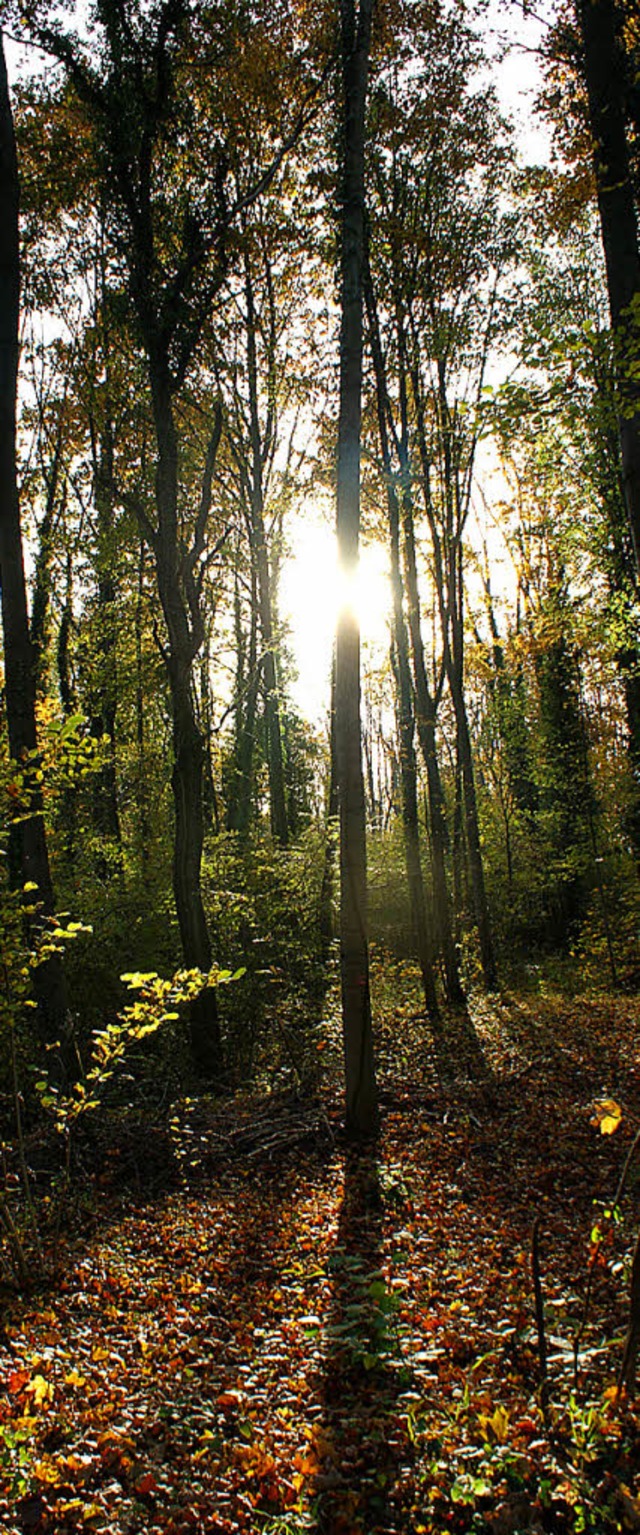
[592,1098,623,1135]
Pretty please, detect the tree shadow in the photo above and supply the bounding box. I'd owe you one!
[311,1140,412,1535]
[437,1001,497,1094]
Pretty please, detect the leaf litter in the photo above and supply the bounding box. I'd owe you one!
[1,986,640,1534]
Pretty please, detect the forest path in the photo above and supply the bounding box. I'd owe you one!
[1,991,640,1534]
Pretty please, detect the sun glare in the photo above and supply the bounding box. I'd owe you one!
[280,514,391,723]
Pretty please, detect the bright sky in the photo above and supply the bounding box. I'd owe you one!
[280,506,392,725]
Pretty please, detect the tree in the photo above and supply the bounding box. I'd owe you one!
[22,0,325,1072]
[0,30,71,1071]
[365,248,440,1019]
[576,0,640,571]
[544,0,640,572]
[335,0,378,1137]
[364,2,508,988]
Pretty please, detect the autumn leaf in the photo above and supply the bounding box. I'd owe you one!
[135,1472,159,1497]
[592,1099,623,1135]
[7,1368,30,1394]
[26,1374,54,1408]
[64,1369,87,1388]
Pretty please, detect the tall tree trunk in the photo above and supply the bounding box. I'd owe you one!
[447,558,498,988]
[0,33,71,1071]
[335,0,378,1137]
[243,254,288,844]
[400,503,463,1001]
[365,266,439,1018]
[151,377,222,1075]
[90,419,122,859]
[449,657,497,986]
[452,750,464,943]
[320,647,339,958]
[30,416,65,694]
[199,622,219,835]
[135,538,150,865]
[410,341,497,989]
[230,568,260,838]
[577,0,640,571]
[394,336,464,1001]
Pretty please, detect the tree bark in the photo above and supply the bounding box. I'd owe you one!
[134,538,150,865]
[227,565,261,838]
[396,341,464,1000]
[577,0,640,572]
[365,265,439,1019]
[0,32,71,1071]
[320,647,339,958]
[90,418,122,859]
[151,375,222,1075]
[335,0,378,1137]
[243,254,288,844]
[400,490,465,1002]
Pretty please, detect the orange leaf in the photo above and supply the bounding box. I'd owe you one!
[7,1369,30,1394]
[136,1473,159,1497]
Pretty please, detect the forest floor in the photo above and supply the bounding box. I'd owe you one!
[1,981,640,1535]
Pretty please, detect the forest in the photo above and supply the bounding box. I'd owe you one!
[0,0,640,1530]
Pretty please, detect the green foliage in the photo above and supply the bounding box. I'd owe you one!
[34,966,244,1140]
[202,827,331,1083]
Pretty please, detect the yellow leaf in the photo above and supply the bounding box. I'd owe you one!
[33,1458,60,1484]
[27,1374,54,1408]
[64,1370,87,1388]
[490,1405,510,1443]
[479,1405,509,1443]
[593,1099,622,1135]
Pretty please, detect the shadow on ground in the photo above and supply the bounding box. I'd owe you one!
[312,1141,413,1535]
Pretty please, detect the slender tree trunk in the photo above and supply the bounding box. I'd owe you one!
[453,751,464,944]
[199,623,219,834]
[236,580,260,838]
[244,255,288,844]
[365,266,439,1018]
[363,701,379,828]
[30,420,65,694]
[577,0,640,571]
[453,676,497,983]
[448,596,498,988]
[151,376,222,1075]
[390,627,439,1019]
[335,0,377,1137]
[135,538,150,865]
[0,33,71,1070]
[320,647,339,957]
[400,493,464,1002]
[89,421,122,867]
[394,343,464,1001]
[410,342,497,988]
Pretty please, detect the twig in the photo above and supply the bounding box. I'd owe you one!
[0,1195,29,1287]
[532,1218,549,1421]
[618,1227,640,1398]
[612,1127,640,1215]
